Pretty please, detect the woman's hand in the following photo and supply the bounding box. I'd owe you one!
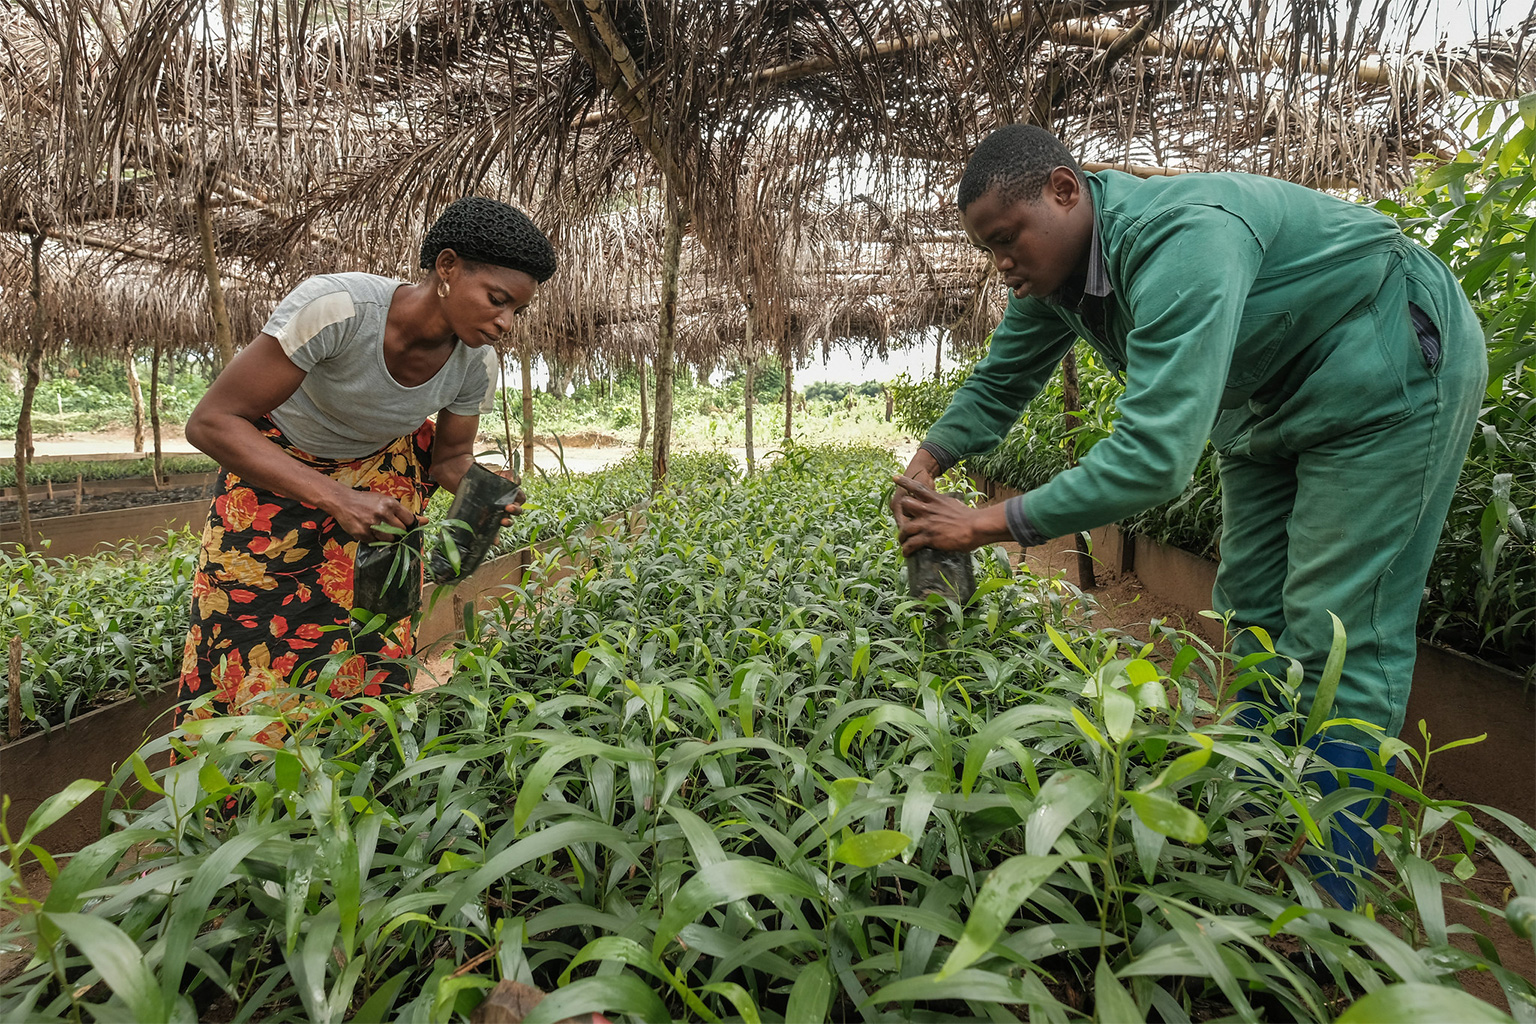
[328,489,424,542]
[892,474,1012,555]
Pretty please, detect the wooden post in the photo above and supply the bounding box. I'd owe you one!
[520,347,535,479]
[637,358,650,451]
[782,353,793,442]
[150,336,165,490]
[8,636,22,742]
[743,358,756,476]
[125,343,145,453]
[1060,349,1096,589]
[14,232,46,550]
[651,193,685,491]
[499,350,515,472]
[195,191,236,374]
[74,473,83,515]
[743,303,756,476]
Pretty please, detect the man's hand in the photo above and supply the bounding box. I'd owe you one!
[892,474,1014,555]
[891,449,941,528]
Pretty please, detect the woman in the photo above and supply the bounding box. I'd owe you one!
[178,196,556,745]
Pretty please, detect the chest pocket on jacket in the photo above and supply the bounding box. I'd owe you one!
[1221,310,1292,409]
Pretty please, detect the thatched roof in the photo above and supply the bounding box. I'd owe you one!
[1,2,1531,367]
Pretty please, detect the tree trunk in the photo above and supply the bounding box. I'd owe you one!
[195,192,236,374]
[521,347,535,478]
[651,194,685,490]
[637,358,650,451]
[1060,349,1095,588]
[934,330,943,378]
[125,343,145,453]
[150,335,165,490]
[782,354,793,442]
[14,233,46,549]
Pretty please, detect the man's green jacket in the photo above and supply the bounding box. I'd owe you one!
[923,168,1474,541]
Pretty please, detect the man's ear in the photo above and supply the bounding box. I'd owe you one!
[1047,166,1082,208]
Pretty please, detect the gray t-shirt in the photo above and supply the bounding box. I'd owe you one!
[261,273,499,459]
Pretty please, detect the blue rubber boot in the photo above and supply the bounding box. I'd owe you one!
[1302,739,1394,911]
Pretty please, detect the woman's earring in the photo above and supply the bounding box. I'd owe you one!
[437,281,450,299]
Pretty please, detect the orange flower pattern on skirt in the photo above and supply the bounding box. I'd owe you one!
[177,417,437,747]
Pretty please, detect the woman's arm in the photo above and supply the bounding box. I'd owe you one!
[185,335,422,540]
[425,409,480,494]
[428,410,522,524]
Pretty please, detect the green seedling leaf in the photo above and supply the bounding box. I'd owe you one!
[1301,611,1346,743]
[1096,957,1143,1023]
[17,779,101,849]
[784,960,833,1023]
[51,912,171,1022]
[652,860,820,958]
[1071,706,1110,751]
[833,830,910,868]
[1335,983,1514,1023]
[1122,790,1208,844]
[522,976,671,1024]
[873,968,1055,1007]
[701,982,761,1024]
[1144,735,1213,792]
[1025,769,1100,856]
[1506,895,1536,942]
[128,753,164,796]
[939,854,1067,977]
[1045,623,1089,672]
[1102,687,1136,743]
[513,737,643,833]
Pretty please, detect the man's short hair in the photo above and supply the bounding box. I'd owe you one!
[958,125,1084,211]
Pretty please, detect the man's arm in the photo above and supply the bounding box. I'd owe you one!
[1018,205,1264,540]
[893,296,1074,537]
[918,298,1077,473]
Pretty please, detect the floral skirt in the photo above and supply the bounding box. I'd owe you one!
[177,418,437,747]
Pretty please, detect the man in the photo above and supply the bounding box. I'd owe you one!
[892,125,1484,908]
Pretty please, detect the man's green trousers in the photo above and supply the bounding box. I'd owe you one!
[1211,242,1486,748]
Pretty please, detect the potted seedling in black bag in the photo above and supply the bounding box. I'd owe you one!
[428,460,525,584]
[353,521,426,623]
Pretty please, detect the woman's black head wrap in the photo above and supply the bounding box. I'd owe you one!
[419,197,557,283]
